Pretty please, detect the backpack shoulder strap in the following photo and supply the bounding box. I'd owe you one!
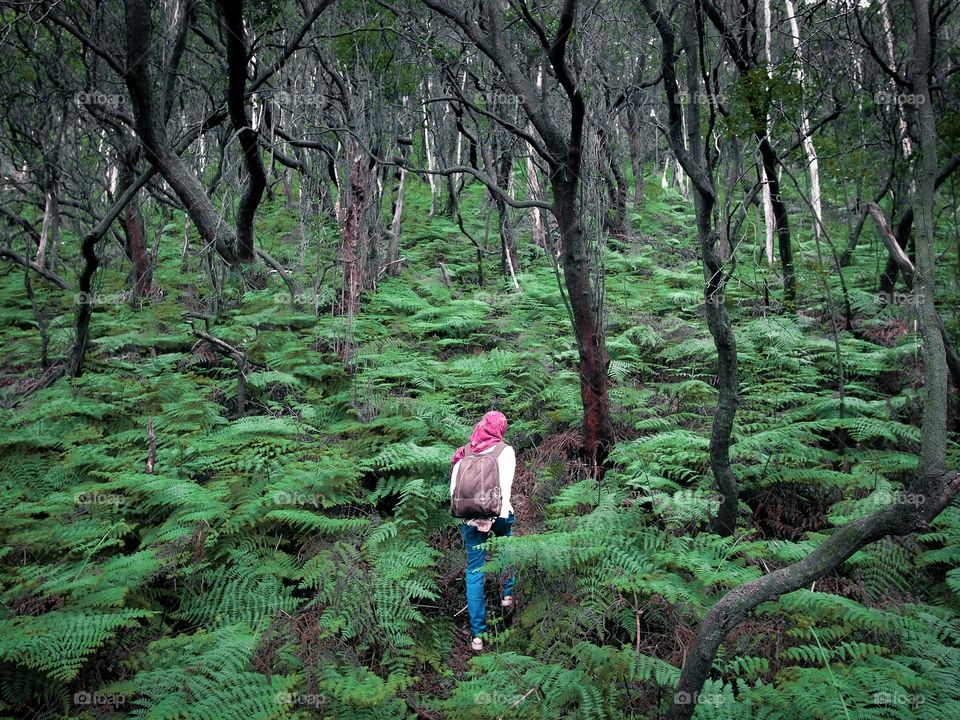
[488,441,508,458]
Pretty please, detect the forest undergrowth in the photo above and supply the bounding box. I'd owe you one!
[1,175,959,719]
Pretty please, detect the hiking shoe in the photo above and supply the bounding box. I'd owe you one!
[501,596,513,608]
[471,637,483,652]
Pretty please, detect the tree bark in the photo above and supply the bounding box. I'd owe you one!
[910,3,949,462]
[760,0,776,265]
[497,147,519,276]
[70,173,152,376]
[118,144,153,299]
[526,132,549,249]
[385,150,407,275]
[0,248,69,288]
[218,0,266,263]
[36,161,60,270]
[552,173,615,470]
[698,0,796,305]
[599,127,628,243]
[642,0,741,535]
[879,155,960,297]
[876,0,916,294]
[480,124,519,278]
[865,202,914,287]
[625,102,645,208]
[758,138,796,308]
[123,0,239,266]
[784,0,823,239]
[336,136,367,319]
[422,77,441,217]
[421,0,616,468]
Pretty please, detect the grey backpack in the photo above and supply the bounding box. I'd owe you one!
[450,442,506,519]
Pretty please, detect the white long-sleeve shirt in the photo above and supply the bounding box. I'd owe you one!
[449,444,515,519]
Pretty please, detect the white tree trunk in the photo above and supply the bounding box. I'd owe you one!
[526,66,547,249]
[785,0,823,238]
[762,0,776,264]
[36,190,53,267]
[880,0,913,160]
[389,167,406,255]
[422,77,440,217]
[526,144,547,249]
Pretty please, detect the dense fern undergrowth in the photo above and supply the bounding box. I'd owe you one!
[1,175,959,720]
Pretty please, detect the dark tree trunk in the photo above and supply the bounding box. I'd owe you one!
[879,155,960,297]
[552,172,615,470]
[37,160,60,271]
[699,214,740,537]
[642,0,741,536]
[758,138,795,308]
[422,0,615,466]
[118,144,153,299]
[124,0,239,265]
[70,176,151,377]
[497,149,518,276]
[599,128,628,243]
[384,145,408,275]
[72,231,100,378]
[625,104,644,208]
[218,0,266,263]
[477,98,519,280]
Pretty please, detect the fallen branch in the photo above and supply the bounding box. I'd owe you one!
[378,256,407,280]
[188,325,265,368]
[865,202,913,286]
[255,247,299,305]
[0,248,70,289]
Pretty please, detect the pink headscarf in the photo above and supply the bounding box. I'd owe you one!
[451,411,507,465]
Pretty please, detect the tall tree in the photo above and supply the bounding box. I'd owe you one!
[701,0,798,307]
[640,0,741,535]
[420,0,616,469]
[217,0,267,263]
[124,0,240,265]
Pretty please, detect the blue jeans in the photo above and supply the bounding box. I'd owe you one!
[459,513,516,638]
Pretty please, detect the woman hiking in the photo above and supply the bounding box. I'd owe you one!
[449,410,516,652]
